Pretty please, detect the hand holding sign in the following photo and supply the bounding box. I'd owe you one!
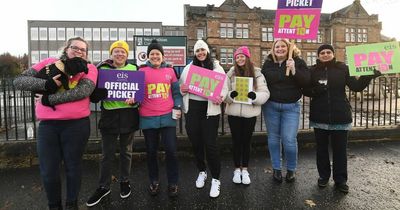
[125,97,136,105]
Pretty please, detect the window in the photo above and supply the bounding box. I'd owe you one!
[30,27,38,40]
[261,50,270,66]
[39,27,47,40]
[110,28,118,41]
[197,28,204,40]
[93,28,100,41]
[128,51,134,59]
[31,51,39,64]
[57,28,65,40]
[40,51,48,60]
[49,51,58,58]
[84,28,92,40]
[48,28,56,40]
[101,28,109,41]
[92,51,101,62]
[119,28,126,40]
[136,28,143,36]
[144,28,152,36]
[345,28,367,43]
[307,30,323,43]
[66,28,74,39]
[127,28,134,41]
[75,28,83,38]
[362,29,368,42]
[261,27,274,42]
[152,28,160,36]
[102,51,109,60]
[220,48,234,64]
[165,31,172,36]
[220,23,234,38]
[306,52,317,66]
[87,51,92,62]
[236,23,249,39]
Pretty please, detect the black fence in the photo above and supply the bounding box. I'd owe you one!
[1,76,399,141]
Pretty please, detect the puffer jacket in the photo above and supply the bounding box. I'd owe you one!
[225,67,270,118]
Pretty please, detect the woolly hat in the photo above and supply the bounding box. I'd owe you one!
[234,46,251,59]
[194,40,210,53]
[109,40,129,55]
[147,39,164,56]
[317,44,335,55]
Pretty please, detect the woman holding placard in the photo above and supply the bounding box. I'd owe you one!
[225,46,270,185]
[261,39,310,183]
[302,44,380,193]
[179,40,228,198]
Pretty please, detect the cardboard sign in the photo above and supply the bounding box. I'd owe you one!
[184,65,226,102]
[346,41,400,76]
[98,69,145,102]
[234,77,253,105]
[274,0,323,39]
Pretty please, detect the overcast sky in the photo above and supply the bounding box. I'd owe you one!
[0,0,398,56]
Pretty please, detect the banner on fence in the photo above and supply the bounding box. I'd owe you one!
[346,41,400,76]
[234,77,253,105]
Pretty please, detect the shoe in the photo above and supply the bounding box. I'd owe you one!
[241,170,251,185]
[196,171,207,188]
[86,187,110,207]
[232,169,241,184]
[209,178,221,198]
[285,170,296,183]
[168,184,179,198]
[335,182,349,193]
[149,181,160,196]
[65,200,78,210]
[120,181,131,199]
[273,169,283,183]
[318,178,329,188]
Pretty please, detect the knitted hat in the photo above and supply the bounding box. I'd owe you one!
[234,46,251,59]
[147,39,164,56]
[109,40,129,55]
[317,44,335,55]
[194,40,210,53]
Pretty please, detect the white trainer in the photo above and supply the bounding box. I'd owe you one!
[232,169,242,184]
[241,170,251,185]
[209,178,221,198]
[195,171,207,188]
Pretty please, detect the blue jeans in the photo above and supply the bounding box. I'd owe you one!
[263,101,300,171]
[143,127,179,185]
[37,117,90,208]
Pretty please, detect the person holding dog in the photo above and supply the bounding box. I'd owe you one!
[13,37,97,210]
[86,40,139,206]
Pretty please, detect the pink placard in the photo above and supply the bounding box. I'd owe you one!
[274,9,321,39]
[184,65,226,102]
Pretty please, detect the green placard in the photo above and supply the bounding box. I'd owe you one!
[346,41,400,76]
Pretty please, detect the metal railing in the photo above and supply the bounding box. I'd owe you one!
[1,76,399,141]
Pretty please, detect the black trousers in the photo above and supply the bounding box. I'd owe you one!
[185,100,221,179]
[228,115,256,168]
[314,128,348,184]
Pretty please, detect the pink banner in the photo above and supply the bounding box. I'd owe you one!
[274,9,321,39]
[184,65,226,102]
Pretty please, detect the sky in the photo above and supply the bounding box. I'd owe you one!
[0,0,399,56]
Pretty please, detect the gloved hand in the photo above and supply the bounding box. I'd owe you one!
[312,84,328,97]
[370,69,382,79]
[247,91,256,100]
[41,94,56,110]
[230,91,238,99]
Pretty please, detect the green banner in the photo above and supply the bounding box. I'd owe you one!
[135,36,186,46]
[346,41,400,76]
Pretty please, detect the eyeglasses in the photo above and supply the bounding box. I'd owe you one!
[69,46,87,53]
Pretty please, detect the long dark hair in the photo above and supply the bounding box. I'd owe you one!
[192,53,214,70]
[234,58,257,88]
[60,37,89,61]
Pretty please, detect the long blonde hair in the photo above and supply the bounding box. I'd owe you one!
[270,39,301,63]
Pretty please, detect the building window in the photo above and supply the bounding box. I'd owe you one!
[358,28,368,42]
[196,28,204,40]
[39,27,47,40]
[75,28,83,38]
[119,28,126,40]
[220,23,234,38]
[136,28,143,36]
[345,28,356,42]
[102,51,109,61]
[92,51,101,62]
[40,51,48,60]
[345,28,367,43]
[128,51,134,59]
[307,30,323,43]
[84,28,92,41]
[48,28,56,41]
[110,28,118,41]
[220,48,234,64]
[57,28,65,40]
[87,51,92,62]
[30,27,39,40]
[127,28,134,41]
[101,28,109,41]
[31,51,39,64]
[152,28,160,36]
[66,28,74,40]
[261,50,270,66]
[93,28,100,41]
[306,52,317,66]
[261,27,274,42]
[236,23,249,39]
[49,51,58,58]
[144,28,152,36]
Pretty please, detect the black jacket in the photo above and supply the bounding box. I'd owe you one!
[261,55,310,103]
[303,59,373,124]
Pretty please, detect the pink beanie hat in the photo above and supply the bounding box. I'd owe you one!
[234,46,251,59]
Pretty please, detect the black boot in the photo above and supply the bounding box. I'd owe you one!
[285,170,296,183]
[273,169,282,183]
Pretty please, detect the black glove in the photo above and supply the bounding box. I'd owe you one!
[90,88,108,103]
[44,78,59,94]
[247,91,256,100]
[363,69,381,80]
[41,94,55,110]
[230,91,238,99]
[312,84,328,97]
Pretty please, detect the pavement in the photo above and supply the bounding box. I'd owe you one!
[0,140,399,210]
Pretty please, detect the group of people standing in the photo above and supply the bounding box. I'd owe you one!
[13,37,380,210]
